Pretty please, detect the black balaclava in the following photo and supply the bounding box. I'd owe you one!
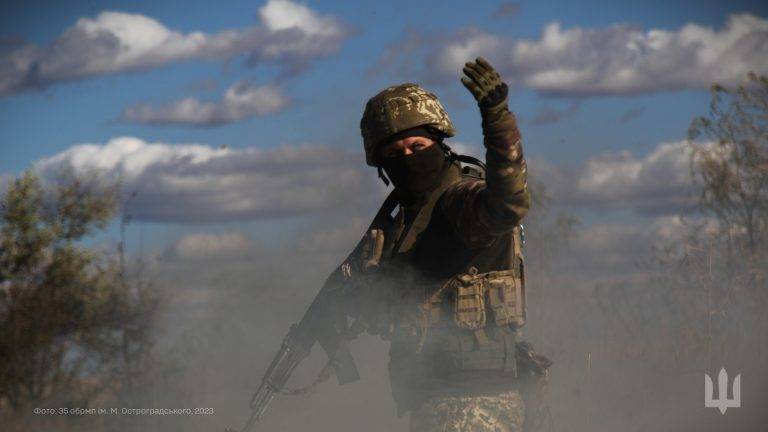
[379,127,449,206]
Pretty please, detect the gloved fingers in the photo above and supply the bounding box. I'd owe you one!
[475,57,498,77]
[463,65,489,90]
[474,62,501,88]
[464,62,491,85]
[487,72,502,87]
[461,76,483,100]
[475,57,502,87]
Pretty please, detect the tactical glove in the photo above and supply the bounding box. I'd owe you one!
[461,57,509,113]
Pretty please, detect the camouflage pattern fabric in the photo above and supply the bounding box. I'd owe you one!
[360,83,456,166]
[436,111,528,249]
[409,391,525,432]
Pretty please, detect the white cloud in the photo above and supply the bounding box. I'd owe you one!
[446,140,483,159]
[25,136,706,223]
[565,216,692,271]
[384,14,768,95]
[434,29,503,79]
[447,138,710,217]
[166,232,254,260]
[560,214,723,277]
[575,140,695,213]
[0,0,348,95]
[259,0,342,37]
[292,218,368,255]
[530,139,704,216]
[573,222,648,257]
[34,137,372,223]
[122,81,289,126]
[650,214,688,242]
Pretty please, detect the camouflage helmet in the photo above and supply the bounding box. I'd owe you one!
[360,83,456,166]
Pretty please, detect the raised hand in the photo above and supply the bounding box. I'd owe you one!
[460,57,508,110]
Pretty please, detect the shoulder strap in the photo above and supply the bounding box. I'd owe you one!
[451,153,486,173]
[371,190,400,228]
[340,190,399,265]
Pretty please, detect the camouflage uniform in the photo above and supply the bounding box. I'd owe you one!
[326,71,546,432]
[409,391,525,432]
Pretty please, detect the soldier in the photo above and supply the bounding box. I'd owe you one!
[323,57,551,432]
[235,57,550,432]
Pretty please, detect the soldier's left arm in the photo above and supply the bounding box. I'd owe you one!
[439,58,530,248]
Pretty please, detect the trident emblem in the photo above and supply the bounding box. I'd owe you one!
[705,368,741,414]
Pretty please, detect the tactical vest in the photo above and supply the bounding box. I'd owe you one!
[348,161,527,413]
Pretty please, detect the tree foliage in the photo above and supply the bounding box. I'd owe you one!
[688,72,768,255]
[0,170,159,422]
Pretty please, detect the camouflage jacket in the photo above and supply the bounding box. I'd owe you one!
[432,107,529,249]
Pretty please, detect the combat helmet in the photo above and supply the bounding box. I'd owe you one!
[360,83,456,166]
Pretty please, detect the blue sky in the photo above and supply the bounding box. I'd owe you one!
[3,6,766,431]
[1,0,767,255]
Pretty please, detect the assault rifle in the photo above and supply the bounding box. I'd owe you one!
[228,270,361,432]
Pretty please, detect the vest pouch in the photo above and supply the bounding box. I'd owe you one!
[457,329,516,375]
[453,268,486,330]
[486,270,526,327]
